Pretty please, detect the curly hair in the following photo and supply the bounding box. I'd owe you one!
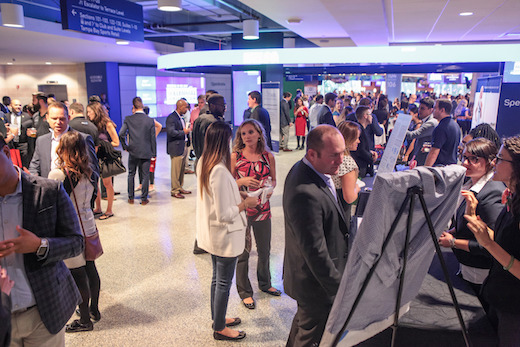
[232,119,268,154]
[56,131,93,182]
[469,123,501,149]
[87,102,113,133]
[503,136,520,217]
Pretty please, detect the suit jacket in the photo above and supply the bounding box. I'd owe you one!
[280,99,292,127]
[29,128,98,179]
[350,120,373,173]
[21,172,84,334]
[283,160,349,306]
[6,111,33,144]
[250,106,273,149]
[118,111,156,159]
[166,110,187,157]
[453,180,505,269]
[319,106,336,127]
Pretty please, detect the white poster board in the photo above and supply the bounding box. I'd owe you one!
[377,113,412,174]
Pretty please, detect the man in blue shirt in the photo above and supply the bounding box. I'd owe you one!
[425,99,460,166]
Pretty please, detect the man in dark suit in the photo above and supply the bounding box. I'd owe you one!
[280,92,293,151]
[68,102,98,142]
[166,99,191,199]
[248,91,273,150]
[319,93,337,127]
[283,125,349,347]
[118,97,156,205]
[351,106,378,177]
[29,102,98,179]
[7,99,34,169]
[0,134,84,346]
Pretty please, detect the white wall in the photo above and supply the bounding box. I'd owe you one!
[0,64,87,106]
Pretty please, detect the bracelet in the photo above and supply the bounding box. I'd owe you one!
[504,255,515,271]
[449,237,456,249]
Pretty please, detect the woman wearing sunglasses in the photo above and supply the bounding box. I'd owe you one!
[439,138,505,310]
[464,136,520,346]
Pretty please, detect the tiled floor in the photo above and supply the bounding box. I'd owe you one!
[65,131,306,346]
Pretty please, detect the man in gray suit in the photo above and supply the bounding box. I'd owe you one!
[29,102,98,179]
[283,125,349,347]
[404,97,438,166]
[280,92,293,151]
[0,134,84,346]
[118,97,156,205]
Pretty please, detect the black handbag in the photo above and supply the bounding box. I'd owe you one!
[100,151,126,178]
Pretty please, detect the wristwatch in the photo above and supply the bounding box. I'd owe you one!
[36,238,49,257]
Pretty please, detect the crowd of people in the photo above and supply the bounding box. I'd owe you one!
[0,86,519,347]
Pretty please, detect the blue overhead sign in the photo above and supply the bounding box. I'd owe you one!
[60,0,144,42]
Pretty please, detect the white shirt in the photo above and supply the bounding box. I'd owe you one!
[50,126,69,171]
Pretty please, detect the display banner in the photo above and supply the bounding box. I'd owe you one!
[472,76,502,129]
[61,0,144,41]
[262,82,280,153]
[386,74,402,106]
[496,83,520,138]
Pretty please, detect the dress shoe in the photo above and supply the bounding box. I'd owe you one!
[128,199,134,204]
[282,148,293,152]
[226,318,241,327]
[213,331,246,341]
[140,199,150,205]
[65,319,93,333]
[179,189,192,195]
[242,298,255,309]
[171,193,185,199]
[263,288,282,296]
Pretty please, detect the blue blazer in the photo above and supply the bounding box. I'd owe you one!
[166,110,187,157]
[21,173,84,334]
[118,112,156,159]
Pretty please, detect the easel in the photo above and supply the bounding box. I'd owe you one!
[331,186,471,347]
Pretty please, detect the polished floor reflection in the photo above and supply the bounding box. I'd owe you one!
[65,132,304,347]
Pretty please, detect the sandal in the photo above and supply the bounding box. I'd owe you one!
[99,213,114,220]
[93,210,103,217]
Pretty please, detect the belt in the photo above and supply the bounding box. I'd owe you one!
[12,304,36,315]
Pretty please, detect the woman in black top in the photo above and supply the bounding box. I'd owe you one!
[439,138,504,308]
[465,135,520,346]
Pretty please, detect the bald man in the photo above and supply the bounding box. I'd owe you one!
[6,99,34,168]
[166,99,192,199]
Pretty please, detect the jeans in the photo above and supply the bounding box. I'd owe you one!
[211,255,238,331]
[128,155,151,201]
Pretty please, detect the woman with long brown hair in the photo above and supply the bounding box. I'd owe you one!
[196,121,258,341]
[231,119,280,310]
[48,131,102,332]
[87,102,119,220]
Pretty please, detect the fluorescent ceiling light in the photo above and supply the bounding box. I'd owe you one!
[1,3,25,28]
[158,0,182,12]
[459,12,474,16]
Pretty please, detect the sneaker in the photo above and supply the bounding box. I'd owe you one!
[66,319,93,333]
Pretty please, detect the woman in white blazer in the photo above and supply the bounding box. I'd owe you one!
[196,121,258,341]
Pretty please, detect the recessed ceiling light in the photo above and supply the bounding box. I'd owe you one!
[45,62,52,65]
[116,39,130,45]
[7,62,13,65]
[158,0,182,12]
[435,43,442,46]
[286,17,302,25]
[459,12,473,16]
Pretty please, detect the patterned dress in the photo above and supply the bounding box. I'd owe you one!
[234,151,271,221]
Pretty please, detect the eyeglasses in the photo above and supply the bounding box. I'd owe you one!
[462,155,480,164]
[495,155,514,163]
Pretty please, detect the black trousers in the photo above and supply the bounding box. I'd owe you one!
[236,219,272,299]
[286,301,331,347]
